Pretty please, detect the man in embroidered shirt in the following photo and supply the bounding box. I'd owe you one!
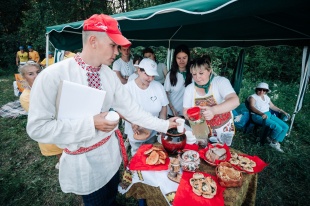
[26,14,178,206]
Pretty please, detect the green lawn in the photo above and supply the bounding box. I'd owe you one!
[1,75,309,206]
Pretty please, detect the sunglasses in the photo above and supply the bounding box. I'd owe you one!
[257,88,268,92]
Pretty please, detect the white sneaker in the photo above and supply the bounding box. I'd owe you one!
[55,162,60,169]
[269,142,284,153]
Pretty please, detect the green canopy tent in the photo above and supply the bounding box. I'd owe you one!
[46,0,310,50]
[45,0,309,135]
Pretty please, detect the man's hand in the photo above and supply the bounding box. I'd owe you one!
[261,114,267,119]
[93,112,119,132]
[168,117,179,129]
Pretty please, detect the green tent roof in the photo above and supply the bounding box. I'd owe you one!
[46,0,310,50]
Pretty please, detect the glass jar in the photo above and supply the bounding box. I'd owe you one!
[187,107,210,147]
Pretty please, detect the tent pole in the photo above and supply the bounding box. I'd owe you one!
[166,49,171,71]
[46,34,49,67]
[288,46,310,136]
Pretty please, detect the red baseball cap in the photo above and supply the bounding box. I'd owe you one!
[83,14,131,47]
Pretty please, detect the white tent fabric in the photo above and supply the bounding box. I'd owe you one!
[288,46,310,136]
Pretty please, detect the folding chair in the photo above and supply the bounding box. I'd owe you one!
[243,98,271,145]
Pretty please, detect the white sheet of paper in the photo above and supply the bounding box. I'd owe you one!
[56,80,106,120]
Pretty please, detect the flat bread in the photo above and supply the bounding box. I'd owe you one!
[146,151,159,165]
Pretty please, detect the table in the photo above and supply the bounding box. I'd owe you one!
[122,146,258,206]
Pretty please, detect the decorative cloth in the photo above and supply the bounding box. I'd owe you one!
[183,143,199,151]
[129,144,170,171]
[229,154,268,174]
[173,171,225,206]
[0,100,27,118]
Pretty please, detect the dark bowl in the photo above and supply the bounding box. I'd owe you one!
[161,128,186,154]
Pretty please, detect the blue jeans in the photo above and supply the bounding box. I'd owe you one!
[251,111,289,142]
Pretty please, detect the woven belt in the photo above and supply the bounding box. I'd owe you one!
[64,129,128,168]
[64,134,112,155]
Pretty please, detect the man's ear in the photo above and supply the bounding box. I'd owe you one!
[89,35,97,48]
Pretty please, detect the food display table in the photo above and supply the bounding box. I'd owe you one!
[120,147,258,206]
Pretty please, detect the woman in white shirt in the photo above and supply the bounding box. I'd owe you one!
[183,56,239,146]
[248,82,289,152]
[125,58,168,155]
[164,44,192,118]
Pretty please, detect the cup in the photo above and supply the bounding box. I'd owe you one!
[176,118,185,133]
[185,131,196,144]
[187,107,201,121]
[105,111,120,121]
[209,136,219,143]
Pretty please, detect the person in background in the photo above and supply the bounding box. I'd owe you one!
[248,82,289,152]
[40,51,54,68]
[19,62,63,169]
[26,14,178,206]
[124,58,168,155]
[63,51,76,60]
[16,46,29,66]
[142,47,168,85]
[127,55,143,82]
[183,56,239,145]
[27,45,40,63]
[112,46,135,84]
[164,44,192,118]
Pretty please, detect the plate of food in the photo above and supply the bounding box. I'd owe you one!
[228,151,268,173]
[133,128,151,140]
[198,143,231,166]
[128,144,170,171]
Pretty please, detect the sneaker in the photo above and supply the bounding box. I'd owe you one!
[269,142,284,153]
[55,162,60,169]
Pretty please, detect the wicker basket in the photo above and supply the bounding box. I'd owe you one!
[215,162,243,188]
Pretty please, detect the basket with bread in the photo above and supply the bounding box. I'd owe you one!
[215,162,243,187]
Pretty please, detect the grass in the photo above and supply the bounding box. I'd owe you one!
[1,74,309,206]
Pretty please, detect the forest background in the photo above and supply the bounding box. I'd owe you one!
[1,0,309,206]
[0,0,303,82]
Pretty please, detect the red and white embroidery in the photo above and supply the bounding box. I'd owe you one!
[74,53,102,89]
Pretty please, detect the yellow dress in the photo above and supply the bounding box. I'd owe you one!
[20,89,63,156]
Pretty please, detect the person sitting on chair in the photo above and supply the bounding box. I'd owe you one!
[248,82,290,152]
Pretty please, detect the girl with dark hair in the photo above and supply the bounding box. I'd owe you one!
[164,44,192,117]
